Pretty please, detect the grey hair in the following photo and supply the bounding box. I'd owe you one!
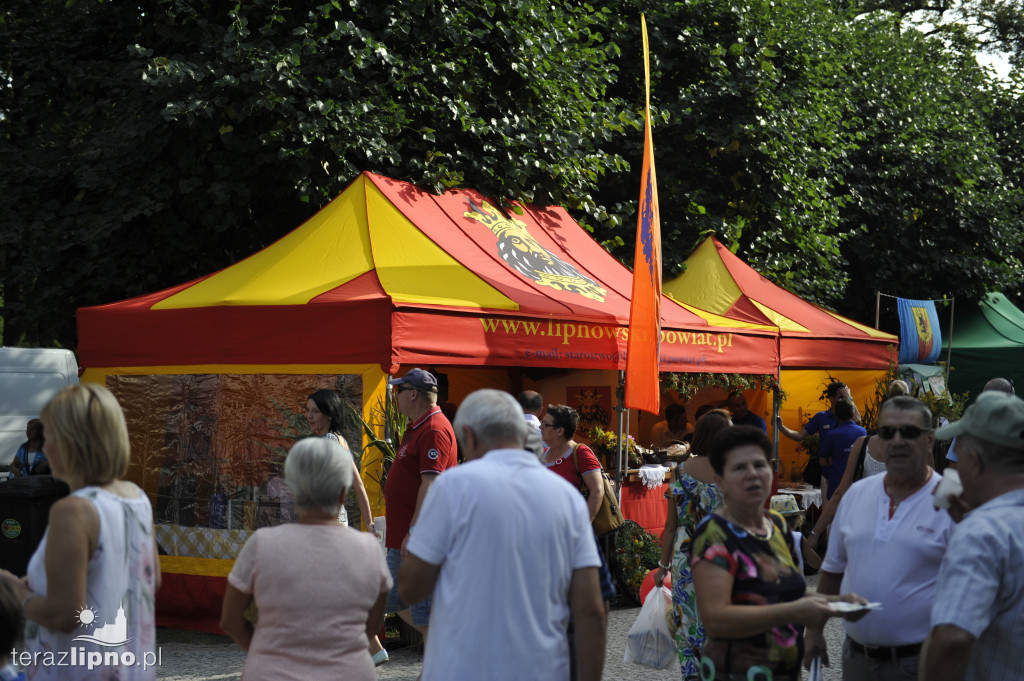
[454,389,526,449]
[880,396,932,429]
[523,426,546,461]
[285,437,353,514]
[958,432,1024,472]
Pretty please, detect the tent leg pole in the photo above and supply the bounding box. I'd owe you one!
[616,370,626,507]
[772,372,781,477]
[384,384,393,443]
[945,297,955,387]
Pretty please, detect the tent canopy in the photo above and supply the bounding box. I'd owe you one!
[663,237,897,369]
[79,173,778,375]
[944,291,1024,399]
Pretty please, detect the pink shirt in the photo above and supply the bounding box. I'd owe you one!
[228,523,391,680]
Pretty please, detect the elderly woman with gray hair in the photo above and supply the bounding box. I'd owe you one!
[221,437,391,680]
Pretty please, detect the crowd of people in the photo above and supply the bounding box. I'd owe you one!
[1,371,1022,681]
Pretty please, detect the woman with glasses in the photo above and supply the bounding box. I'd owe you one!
[540,405,603,521]
[0,385,159,680]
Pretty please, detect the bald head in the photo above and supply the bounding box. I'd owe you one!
[517,390,543,416]
[983,378,1015,395]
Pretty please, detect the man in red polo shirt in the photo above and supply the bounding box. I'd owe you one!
[383,368,458,642]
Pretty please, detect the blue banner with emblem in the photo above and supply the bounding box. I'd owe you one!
[897,298,941,364]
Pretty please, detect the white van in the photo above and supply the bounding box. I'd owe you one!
[0,348,80,477]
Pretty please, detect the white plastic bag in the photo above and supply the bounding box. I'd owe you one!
[623,585,675,669]
[808,656,824,681]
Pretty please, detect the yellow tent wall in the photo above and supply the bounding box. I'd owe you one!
[775,369,883,481]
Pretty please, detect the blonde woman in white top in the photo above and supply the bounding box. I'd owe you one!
[0,385,159,681]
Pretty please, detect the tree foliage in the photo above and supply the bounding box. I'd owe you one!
[0,0,627,346]
[1,0,1021,348]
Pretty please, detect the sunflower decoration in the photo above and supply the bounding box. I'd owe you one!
[612,520,662,604]
[586,426,645,469]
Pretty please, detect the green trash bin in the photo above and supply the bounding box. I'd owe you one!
[0,475,70,576]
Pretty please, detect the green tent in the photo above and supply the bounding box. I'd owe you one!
[944,292,1024,399]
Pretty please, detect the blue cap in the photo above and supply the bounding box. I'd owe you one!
[388,368,438,393]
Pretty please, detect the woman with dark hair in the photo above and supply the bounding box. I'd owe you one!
[305,389,388,665]
[691,426,864,680]
[540,404,603,521]
[305,389,374,532]
[9,418,48,477]
[653,408,731,679]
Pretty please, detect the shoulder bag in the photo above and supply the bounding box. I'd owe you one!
[571,444,626,536]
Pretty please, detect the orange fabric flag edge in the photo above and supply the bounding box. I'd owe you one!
[625,14,662,415]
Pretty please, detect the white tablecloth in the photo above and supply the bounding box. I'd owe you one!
[637,465,672,490]
[777,487,822,510]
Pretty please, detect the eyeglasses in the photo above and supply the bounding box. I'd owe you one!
[877,424,931,440]
[540,423,557,429]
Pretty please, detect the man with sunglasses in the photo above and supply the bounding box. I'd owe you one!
[920,391,1024,681]
[805,396,954,679]
[383,367,458,644]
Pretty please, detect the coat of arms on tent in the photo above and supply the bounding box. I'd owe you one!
[567,385,613,430]
[464,200,607,302]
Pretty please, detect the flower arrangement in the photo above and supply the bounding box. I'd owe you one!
[585,426,644,469]
[613,520,662,604]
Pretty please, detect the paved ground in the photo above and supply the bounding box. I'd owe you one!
[154,575,844,680]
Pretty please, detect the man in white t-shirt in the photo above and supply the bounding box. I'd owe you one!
[398,389,606,681]
[806,396,954,679]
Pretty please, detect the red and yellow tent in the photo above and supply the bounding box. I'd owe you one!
[80,175,780,374]
[77,173,779,631]
[664,237,898,477]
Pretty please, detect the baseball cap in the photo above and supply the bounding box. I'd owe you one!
[388,368,438,393]
[935,391,1024,451]
[770,494,801,517]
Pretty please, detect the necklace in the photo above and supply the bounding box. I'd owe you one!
[546,443,573,466]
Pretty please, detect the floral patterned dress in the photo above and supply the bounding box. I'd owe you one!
[690,510,806,680]
[668,464,723,680]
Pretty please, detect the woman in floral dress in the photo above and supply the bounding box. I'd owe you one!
[654,409,731,680]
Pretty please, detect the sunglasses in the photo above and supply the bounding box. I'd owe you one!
[394,387,417,394]
[877,424,931,440]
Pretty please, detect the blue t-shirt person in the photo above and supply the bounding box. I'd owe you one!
[732,411,767,433]
[817,420,867,499]
[12,446,48,476]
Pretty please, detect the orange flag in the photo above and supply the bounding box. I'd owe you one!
[625,15,662,415]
